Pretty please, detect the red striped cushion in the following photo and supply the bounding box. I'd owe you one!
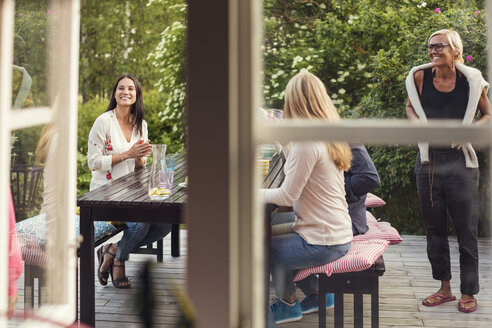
[365,193,386,208]
[17,233,49,266]
[293,239,389,282]
[354,211,402,245]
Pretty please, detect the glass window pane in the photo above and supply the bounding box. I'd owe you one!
[9,124,50,324]
[10,125,45,221]
[12,1,51,109]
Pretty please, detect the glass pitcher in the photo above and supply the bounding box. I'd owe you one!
[148,144,170,199]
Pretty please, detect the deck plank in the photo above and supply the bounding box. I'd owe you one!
[281,234,492,328]
[8,233,492,327]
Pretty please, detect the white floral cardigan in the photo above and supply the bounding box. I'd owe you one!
[87,109,149,190]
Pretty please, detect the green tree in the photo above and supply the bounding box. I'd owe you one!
[79,0,174,101]
[14,1,50,106]
[147,0,187,148]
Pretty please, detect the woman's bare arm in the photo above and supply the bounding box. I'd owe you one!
[475,87,491,125]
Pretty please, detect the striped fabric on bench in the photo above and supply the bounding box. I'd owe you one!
[16,214,120,266]
[16,214,164,312]
[294,211,401,281]
[293,213,402,328]
[293,239,389,282]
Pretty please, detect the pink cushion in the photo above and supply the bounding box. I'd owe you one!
[365,193,386,208]
[293,239,389,281]
[17,233,48,266]
[354,211,403,245]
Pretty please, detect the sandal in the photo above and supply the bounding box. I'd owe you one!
[97,243,115,286]
[110,263,131,289]
[422,294,456,306]
[458,298,477,313]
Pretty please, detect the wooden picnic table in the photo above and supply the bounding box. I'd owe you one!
[77,153,186,326]
[77,152,286,326]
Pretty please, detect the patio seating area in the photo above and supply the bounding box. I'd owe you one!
[8,231,492,327]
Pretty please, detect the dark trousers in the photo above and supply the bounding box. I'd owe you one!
[415,149,479,295]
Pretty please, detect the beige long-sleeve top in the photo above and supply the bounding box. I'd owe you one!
[260,141,353,246]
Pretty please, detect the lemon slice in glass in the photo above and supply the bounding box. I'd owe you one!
[156,188,170,195]
[149,187,171,196]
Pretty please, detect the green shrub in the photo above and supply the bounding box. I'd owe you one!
[14,7,49,106]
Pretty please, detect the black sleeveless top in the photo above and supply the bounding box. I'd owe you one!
[420,68,469,119]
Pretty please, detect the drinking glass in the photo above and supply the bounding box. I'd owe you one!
[161,157,175,192]
[260,144,277,160]
[161,170,174,193]
[257,159,270,177]
[268,109,284,120]
[165,157,176,171]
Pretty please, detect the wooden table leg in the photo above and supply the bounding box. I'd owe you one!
[171,224,180,257]
[265,204,275,326]
[79,207,95,326]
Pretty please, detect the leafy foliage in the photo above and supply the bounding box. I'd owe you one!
[13,4,50,106]
[147,0,187,147]
[79,0,172,101]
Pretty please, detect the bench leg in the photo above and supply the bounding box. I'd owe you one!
[371,276,379,328]
[24,263,46,314]
[171,224,180,257]
[354,291,363,328]
[39,270,46,305]
[157,238,163,262]
[313,266,382,328]
[319,274,327,328]
[334,291,344,328]
[24,264,35,313]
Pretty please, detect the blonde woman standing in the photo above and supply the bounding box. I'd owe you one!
[406,29,490,313]
[261,72,353,324]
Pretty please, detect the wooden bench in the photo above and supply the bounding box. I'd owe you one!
[318,256,385,328]
[264,153,387,328]
[22,222,164,311]
[10,164,44,221]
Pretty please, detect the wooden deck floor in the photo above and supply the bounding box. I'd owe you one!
[9,232,492,327]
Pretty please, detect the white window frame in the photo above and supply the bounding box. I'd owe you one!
[0,0,80,326]
[188,1,492,328]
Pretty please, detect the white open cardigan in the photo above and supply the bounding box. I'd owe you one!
[406,62,489,168]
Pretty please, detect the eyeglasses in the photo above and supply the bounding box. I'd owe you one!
[426,43,450,52]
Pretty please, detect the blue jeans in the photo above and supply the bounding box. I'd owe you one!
[116,222,172,261]
[271,211,296,225]
[270,216,350,299]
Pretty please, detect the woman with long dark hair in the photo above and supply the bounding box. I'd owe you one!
[88,74,171,288]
